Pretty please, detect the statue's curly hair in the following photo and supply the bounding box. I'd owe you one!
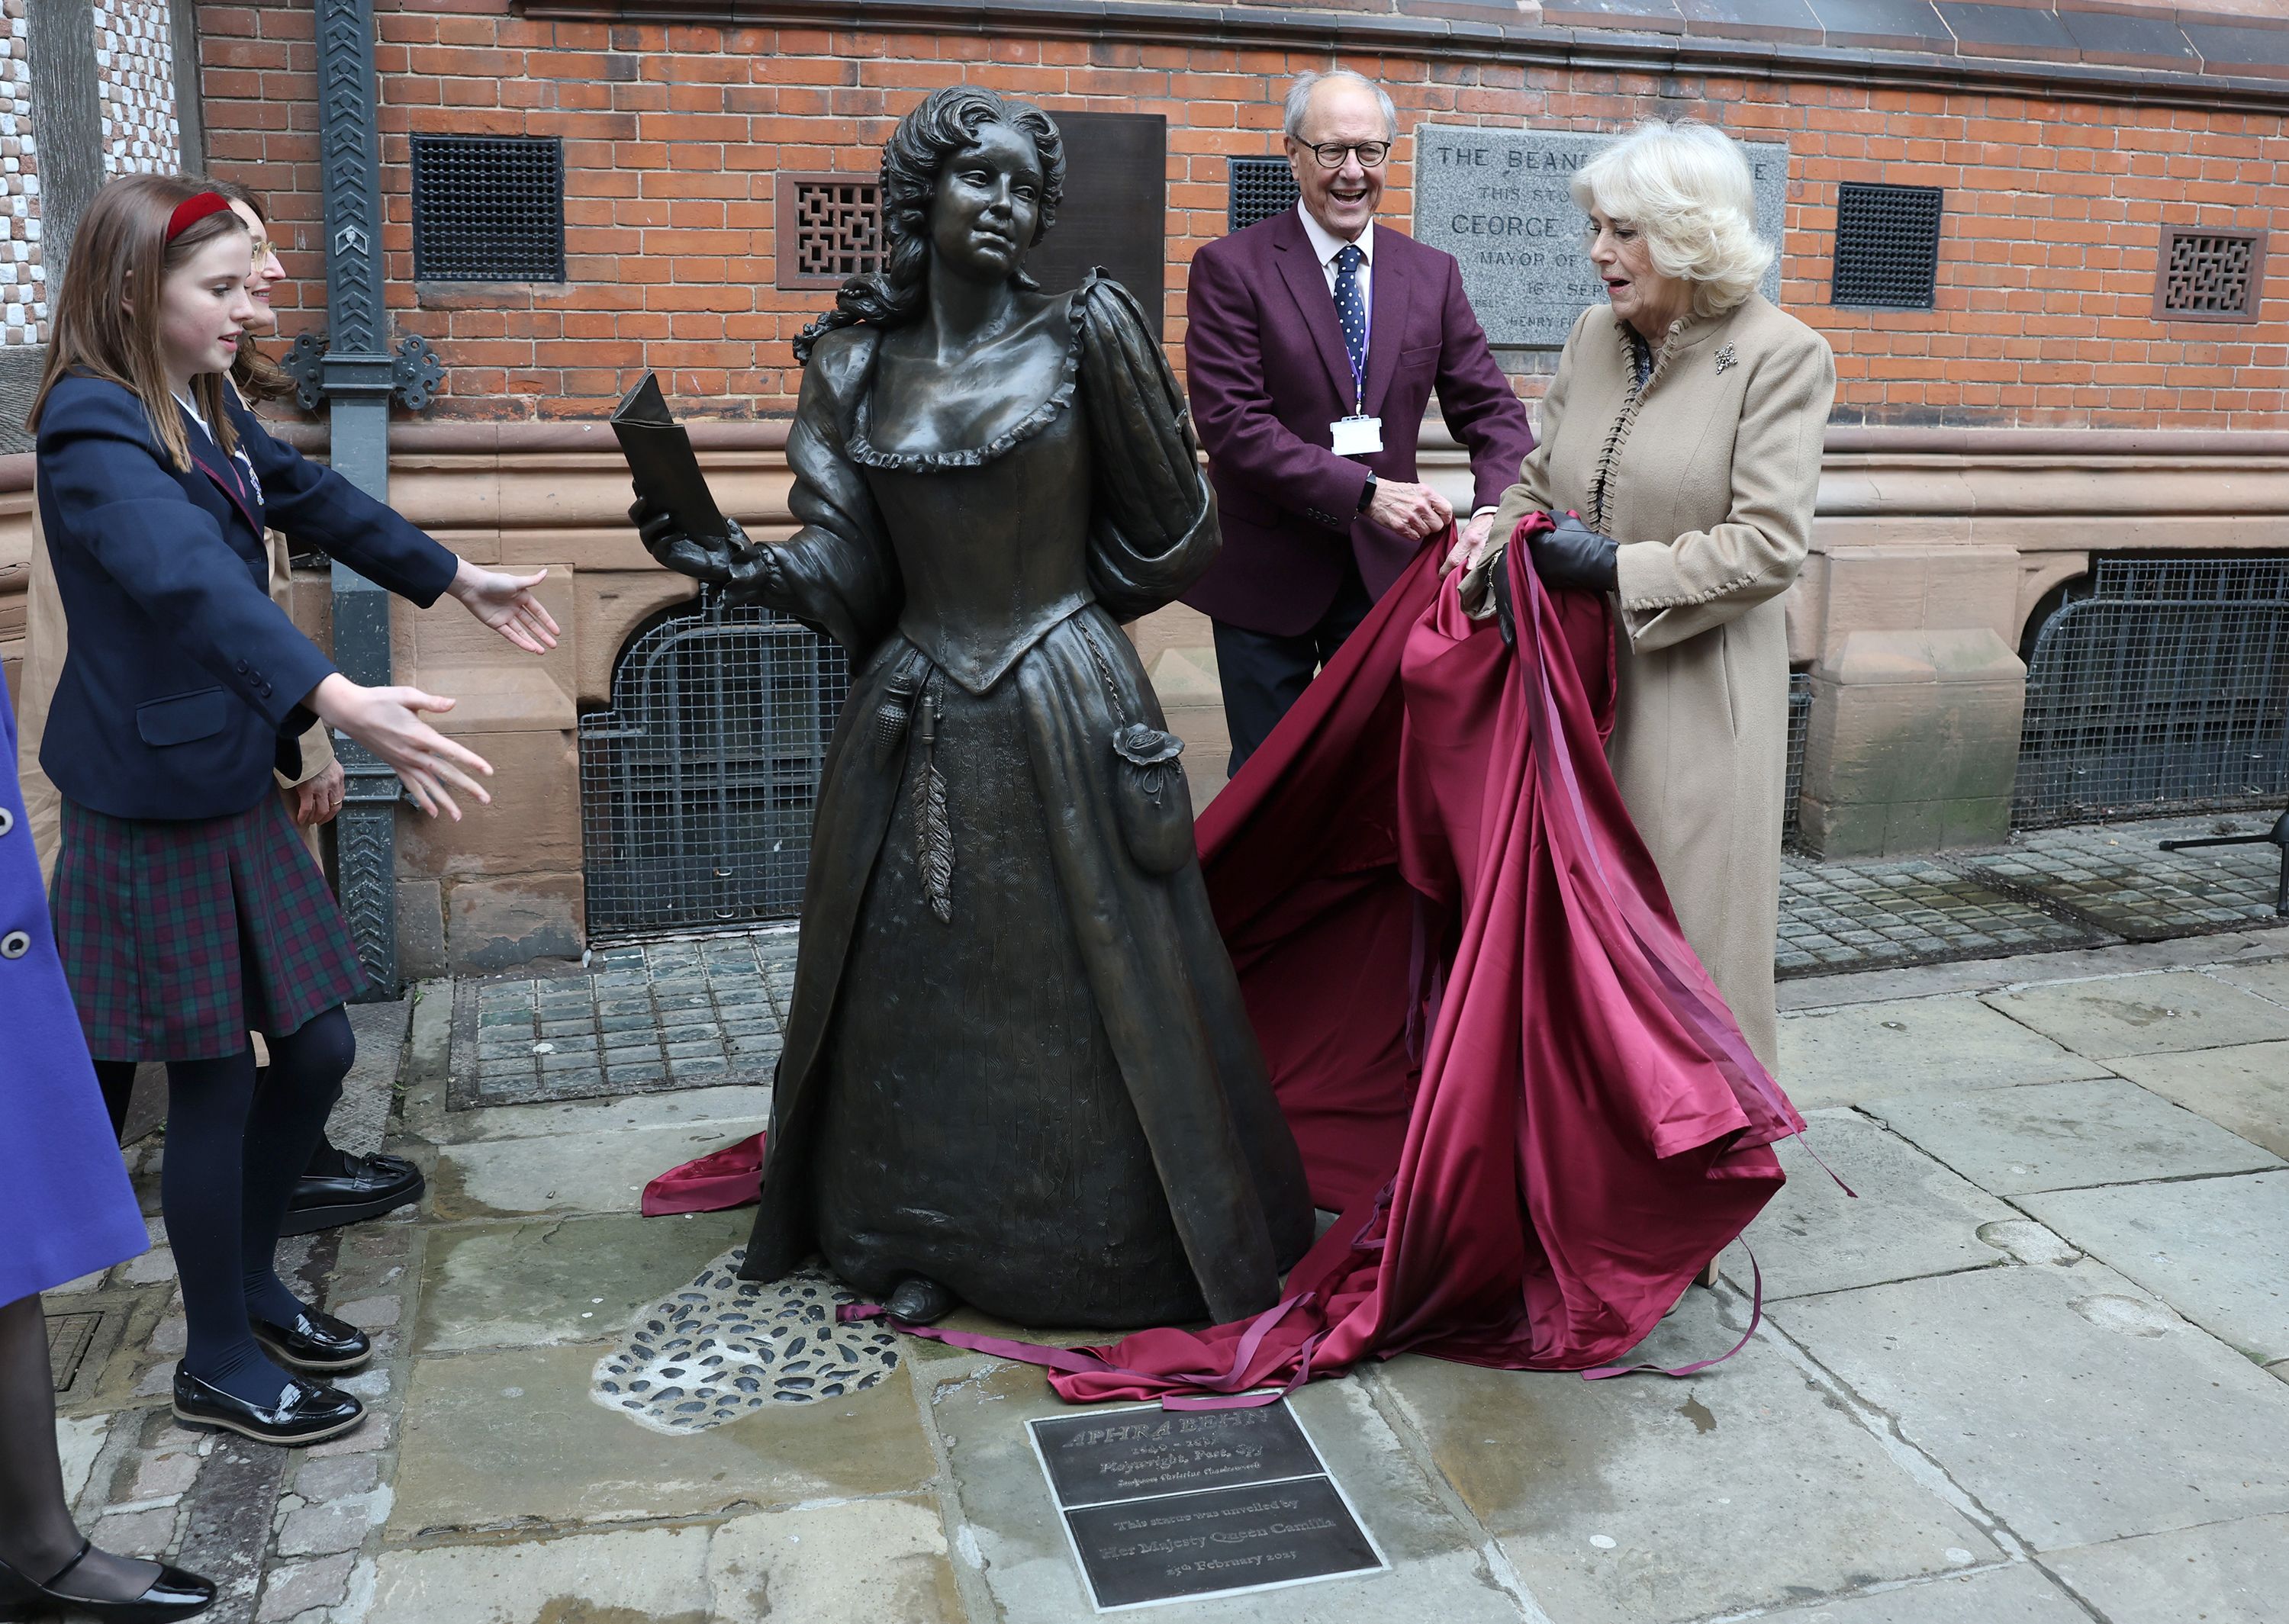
[793,87,1065,366]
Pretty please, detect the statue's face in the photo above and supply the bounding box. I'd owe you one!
[929,121,1045,282]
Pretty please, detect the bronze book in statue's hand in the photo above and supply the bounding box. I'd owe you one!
[611,371,729,545]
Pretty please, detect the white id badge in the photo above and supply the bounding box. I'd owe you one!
[1330,414,1383,457]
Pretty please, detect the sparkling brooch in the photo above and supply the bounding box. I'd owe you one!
[1714,344,1738,375]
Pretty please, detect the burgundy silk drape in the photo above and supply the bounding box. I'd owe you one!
[1038,531,1802,1402]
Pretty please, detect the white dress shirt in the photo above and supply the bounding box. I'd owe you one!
[1296,203,1492,526]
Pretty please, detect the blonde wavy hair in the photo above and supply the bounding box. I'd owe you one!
[1572,121,1774,318]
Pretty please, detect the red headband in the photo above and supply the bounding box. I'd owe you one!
[165,190,234,243]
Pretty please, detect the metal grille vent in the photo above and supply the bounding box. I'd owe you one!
[1830,182,1942,310]
[776,175,883,291]
[1228,157,1299,233]
[2155,227,2265,323]
[579,593,850,940]
[410,135,565,282]
[2015,556,2289,827]
[1784,670,1812,849]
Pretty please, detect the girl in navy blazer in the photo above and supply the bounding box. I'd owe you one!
[30,173,558,1447]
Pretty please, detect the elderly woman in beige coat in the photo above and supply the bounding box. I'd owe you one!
[1482,121,1834,1075]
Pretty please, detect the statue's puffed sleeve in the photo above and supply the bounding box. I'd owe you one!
[734,326,902,657]
[1076,275,1219,623]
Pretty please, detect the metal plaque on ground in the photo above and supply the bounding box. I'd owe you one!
[1029,1400,1386,1610]
[1412,124,1788,348]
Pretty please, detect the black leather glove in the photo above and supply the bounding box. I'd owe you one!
[1487,543,1518,648]
[1526,513,1621,594]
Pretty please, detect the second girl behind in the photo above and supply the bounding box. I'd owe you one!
[31,172,559,1446]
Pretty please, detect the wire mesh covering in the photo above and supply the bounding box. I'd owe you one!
[1784,670,1813,847]
[1228,156,1300,233]
[579,593,850,939]
[410,135,566,282]
[2015,556,2289,827]
[1830,182,1943,310]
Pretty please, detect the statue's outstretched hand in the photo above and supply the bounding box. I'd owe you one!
[629,494,741,585]
[630,496,793,606]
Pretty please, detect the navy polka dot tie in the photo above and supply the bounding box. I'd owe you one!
[1333,243,1367,410]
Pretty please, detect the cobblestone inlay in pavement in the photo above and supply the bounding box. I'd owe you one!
[1776,857,2094,979]
[449,928,799,1108]
[1776,812,2283,979]
[434,821,2281,1031]
[592,1249,901,1431]
[1964,816,2287,944]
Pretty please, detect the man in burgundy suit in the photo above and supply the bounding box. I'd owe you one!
[1184,69,1535,773]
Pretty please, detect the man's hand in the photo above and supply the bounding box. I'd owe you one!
[1442,509,1495,576]
[447,561,562,654]
[1368,479,1452,544]
[288,761,346,828]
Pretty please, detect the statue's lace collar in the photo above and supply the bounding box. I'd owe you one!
[845,304,1086,472]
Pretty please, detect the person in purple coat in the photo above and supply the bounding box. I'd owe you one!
[1183,69,1537,774]
[0,665,217,1619]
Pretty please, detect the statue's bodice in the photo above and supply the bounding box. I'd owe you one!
[848,342,1094,694]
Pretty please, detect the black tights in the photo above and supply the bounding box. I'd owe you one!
[159,1007,355,1405]
[0,1295,162,1601]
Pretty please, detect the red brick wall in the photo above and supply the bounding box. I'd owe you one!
[195,1,2289,428]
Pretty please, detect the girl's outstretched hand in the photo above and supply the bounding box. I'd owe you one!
[307,674,495,822]
[448,561,561,654]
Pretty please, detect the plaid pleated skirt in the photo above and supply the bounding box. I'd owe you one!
[51,795,369,1062]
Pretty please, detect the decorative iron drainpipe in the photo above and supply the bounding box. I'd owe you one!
[308,0,438,999]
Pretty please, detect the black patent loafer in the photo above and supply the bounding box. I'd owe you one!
[250,1307,372,1374]
[278,1150,424,1236]
[0,1539,217,1622]
[170,1367,365,1446]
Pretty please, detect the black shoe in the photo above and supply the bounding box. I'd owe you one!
[169,1367,365,1447]
[0,1538,216,1622]
[884,1275,956,1325]
[278,1151,423,1236]
[251,1307,372,1374]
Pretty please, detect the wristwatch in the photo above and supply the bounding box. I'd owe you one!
[1357,472,1378,513]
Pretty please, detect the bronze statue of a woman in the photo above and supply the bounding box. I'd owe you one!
[636,88,1313,1328]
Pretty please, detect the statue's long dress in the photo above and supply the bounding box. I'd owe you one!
[738,278,1313,1327]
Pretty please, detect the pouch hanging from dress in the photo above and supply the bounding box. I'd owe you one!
[1077,619,1192,876]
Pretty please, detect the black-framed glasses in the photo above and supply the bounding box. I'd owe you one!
[1305,140,1390,169]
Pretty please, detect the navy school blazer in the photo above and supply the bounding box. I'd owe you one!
[35,371,459,822]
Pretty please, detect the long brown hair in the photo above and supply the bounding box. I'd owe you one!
[28,172,252,470]
[200,175,299,406]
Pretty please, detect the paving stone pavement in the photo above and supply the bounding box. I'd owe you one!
[47,913,2289,1623]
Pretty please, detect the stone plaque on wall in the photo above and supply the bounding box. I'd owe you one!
[1412,126,1788,349]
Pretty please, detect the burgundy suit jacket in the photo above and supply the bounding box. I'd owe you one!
[1181,207,1535,637]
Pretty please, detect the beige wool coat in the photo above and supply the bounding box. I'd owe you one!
[17,500,334,882]
[1492,292,1835,1073]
